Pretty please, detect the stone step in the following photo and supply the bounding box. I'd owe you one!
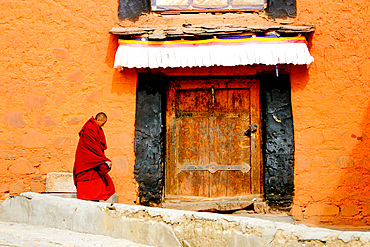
[45,172,118,203]
[46,172,76,193]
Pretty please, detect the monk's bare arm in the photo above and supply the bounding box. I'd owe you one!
[105,161,112,168]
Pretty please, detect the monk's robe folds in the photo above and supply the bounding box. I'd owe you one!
[73,117,115,201]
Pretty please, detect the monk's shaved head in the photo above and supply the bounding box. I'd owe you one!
[95,112,107,121]
[95,112,107,128]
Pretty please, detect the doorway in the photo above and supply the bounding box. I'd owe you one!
[134,73,294,209]
[165,77,262,201]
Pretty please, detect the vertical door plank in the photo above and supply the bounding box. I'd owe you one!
[210,89,229,197]
[175,89,196,196]
[176,89,210,197]
[176,117,194,196]
[250,84,262,194]
[196,90,211,197]
[166,84,177,196]
[227,89,252,196]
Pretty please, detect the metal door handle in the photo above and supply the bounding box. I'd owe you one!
[244,123,257,136]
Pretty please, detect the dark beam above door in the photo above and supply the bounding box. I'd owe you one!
[110,25,315,39]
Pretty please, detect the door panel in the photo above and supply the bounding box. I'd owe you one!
[177,117,210,197]
[165,77,262,199]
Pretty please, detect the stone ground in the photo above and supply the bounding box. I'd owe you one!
[232,211,370,232]
[232,211,294,223]
[0,221,152,247]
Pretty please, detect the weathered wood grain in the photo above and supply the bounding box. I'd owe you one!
[165,85,177,196]
[110,25,315,39]
[250,82,262,194]
[227,89,252,196]
[166,78,262,200]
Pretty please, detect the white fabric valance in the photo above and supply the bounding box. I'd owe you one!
[114,36,314,69]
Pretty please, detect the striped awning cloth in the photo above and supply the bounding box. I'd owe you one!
[113,35,314,69]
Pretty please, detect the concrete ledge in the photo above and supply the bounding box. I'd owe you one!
[41,192,119,204]
[1,193,369,247]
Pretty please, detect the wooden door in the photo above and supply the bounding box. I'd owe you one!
[165,77,262,199]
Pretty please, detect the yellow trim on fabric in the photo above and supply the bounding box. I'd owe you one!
[118,36,306,45]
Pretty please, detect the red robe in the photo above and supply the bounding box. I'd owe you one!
[73,117,115,201]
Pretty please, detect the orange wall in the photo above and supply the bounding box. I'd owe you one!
[1,0,369,227]
[291,0,369,227]
[0,0,137,203]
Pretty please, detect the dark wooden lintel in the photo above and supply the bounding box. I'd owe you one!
[110,25,315,39]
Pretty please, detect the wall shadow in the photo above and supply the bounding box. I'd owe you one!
[105,33,118,69]
[111,69,137,96]
[290,65,310,93]
[328,102,370,227]
[300,102,370,229]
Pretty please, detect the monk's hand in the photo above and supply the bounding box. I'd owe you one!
[105,161,112,169]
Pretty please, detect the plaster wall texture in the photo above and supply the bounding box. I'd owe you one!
[290,0,370,227]
[1,193,370,247]
[0,0,369,228]
[0,0,137,204]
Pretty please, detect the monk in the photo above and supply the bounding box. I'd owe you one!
[73,112,115,201]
